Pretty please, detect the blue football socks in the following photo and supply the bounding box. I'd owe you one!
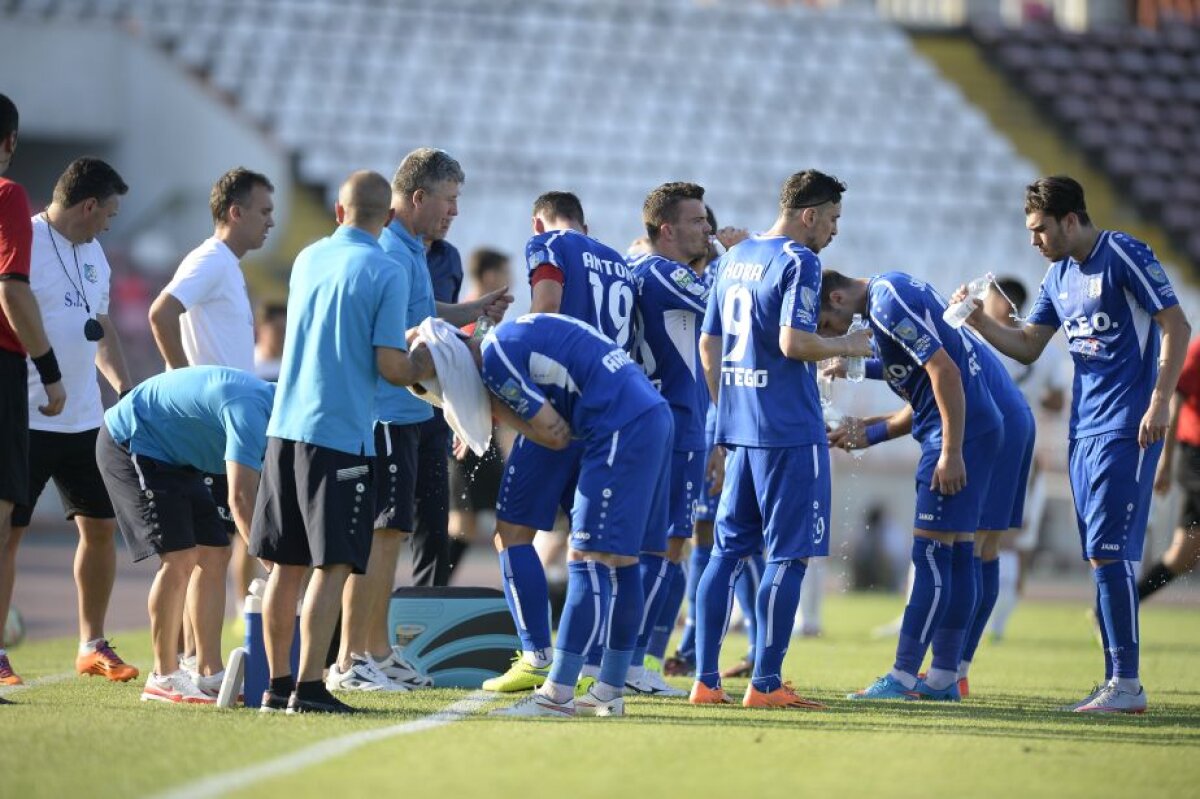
[499,544,552,655]
[695,554,744,689]
[677,544,712,662]
[630,554,671,669]
[893,538,952,685]
[1095,561,1139,682]
[647,561,685,662]
[735,554,764,662]
[928,541,977,688]
[598,564,644,695]
[960,556,998,672]
[547,560,612,698]
[750,559,806,694]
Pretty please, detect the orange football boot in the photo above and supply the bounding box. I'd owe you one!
[689,681,735,705]
[76,639,139,682]
[0,653,22,686]
[743,681,827,710]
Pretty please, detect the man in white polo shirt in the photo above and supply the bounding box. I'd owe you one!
[148,166,274,695]
[0,157,137,685]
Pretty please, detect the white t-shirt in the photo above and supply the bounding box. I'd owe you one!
[26,215,111,433]
[164,237,254,371]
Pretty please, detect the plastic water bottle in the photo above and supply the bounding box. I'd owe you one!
[943,274,994,329]
[470,315,494,342]
[710,235,727,257]
[845,314,869,383]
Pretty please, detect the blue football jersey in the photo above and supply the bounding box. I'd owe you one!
[525,229,637,352]
[480,313,666,441]
[1027,231,1179,439]
[630,253,710,451]
[700,235,825,448]
[867,272,1001,447]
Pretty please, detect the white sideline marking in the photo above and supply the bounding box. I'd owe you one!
[152,690,492,799]
[0,671,74,697]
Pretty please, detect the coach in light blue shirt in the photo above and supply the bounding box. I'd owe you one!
[376,215,435,428]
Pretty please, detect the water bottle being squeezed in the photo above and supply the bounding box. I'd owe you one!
[943,274,994,329]
[845,313,870,383]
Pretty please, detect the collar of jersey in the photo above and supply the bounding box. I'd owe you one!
[385,218,424,255]
[333,225,383,248]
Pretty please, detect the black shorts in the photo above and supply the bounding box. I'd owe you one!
[449,441,503,513]
[95,426,228,563]
[12,428,115,527]
[201,472,236,533]
[0,350,29,506]
[373,422,419,531]
[1176,443,1200,530]
[249,437,374,573]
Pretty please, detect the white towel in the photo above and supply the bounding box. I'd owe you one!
[408,318,493,456]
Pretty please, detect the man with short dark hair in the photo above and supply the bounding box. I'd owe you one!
[0,94,66,689]
[483,190,636,693]
[0,157,136,687]
[252,170,437,714]
[691,170,870,709]
[957,175,1191,713]
[622,182,712,697]
[147,166,275,693]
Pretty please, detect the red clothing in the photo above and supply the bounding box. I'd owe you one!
[0,177,32,355]
[1175,337,1200,446]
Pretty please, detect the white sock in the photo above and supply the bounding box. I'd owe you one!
[957,659,971,680]
[924,667,958,691]
[626,664,645,683]
[0,648,7,657]
[541,680,574,703]
[798,558,823,630]
[889,668,917,690]
[989,551,1020,637]
[80,638,104,655]
[1115,677,1141,693]
[524,648,552,668]
[580,663,600,679]
[592,681,623,702]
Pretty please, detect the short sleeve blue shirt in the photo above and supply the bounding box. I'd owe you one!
[374,219,436,425]
[268,226,409,456]
[105,366,274,473]
[699,235,825,448]
[630,253,710,451]
[1026,231,1179,439]
[526,229,637,352]
[427,238,463,303]
[480,313,665,441]
[867,272,1001,448]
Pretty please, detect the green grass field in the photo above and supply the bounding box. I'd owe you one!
[3,593,1198,799]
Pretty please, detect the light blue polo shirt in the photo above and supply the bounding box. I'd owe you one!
[375,218,437,425]
[105,366,274,474]
[268,225,409,456]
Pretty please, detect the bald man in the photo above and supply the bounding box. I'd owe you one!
[249,171,437,714]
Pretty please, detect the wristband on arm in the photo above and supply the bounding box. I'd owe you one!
[865,420,889,447]
[32,349,61,385]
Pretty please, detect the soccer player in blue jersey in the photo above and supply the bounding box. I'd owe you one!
[623,182,713,697]
[96,366,273,704]
[250,172,437,714]
[484,192,638,692]
[691,170,872,709]
[818,270,1004,701]
[957,176,1190,713]
[823,284,1035,700]
[481,313,671,717]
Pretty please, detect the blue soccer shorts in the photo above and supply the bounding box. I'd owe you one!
[979,405,1036,531]
[495,437,583,531]
[1069,433,1162,561]
[668,449,706,539]
[714,442,831,563]
[913,426,1002,533]
[569,404,673,557]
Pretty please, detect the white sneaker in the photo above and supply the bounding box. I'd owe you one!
[177,653,198,673]
[374,646,434,689]
[489,691,575,718]
[1056,680,1113,711]
[141,670,214,704]
[575,687,625,717]
[625,669,687,697]
[326,655,411,693]
[1074,683,1147,714]
[191,669,225,698]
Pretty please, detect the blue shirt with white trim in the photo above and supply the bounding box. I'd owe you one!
[374,219,435,425]
[700,234,825,449]
[480,313,665,440]
[268,225,410,456]
[105,366,274,473]
[867,271,1001,448]
[630,253,710,451]
[525,228,637,352]
[1027,231,1179,440]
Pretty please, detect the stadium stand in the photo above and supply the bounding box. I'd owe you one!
[974,21,1200,270]
[5,0,1047,291]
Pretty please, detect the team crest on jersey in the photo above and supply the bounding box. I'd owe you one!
[893,319,919,342]
[1146,263,1168,283]
[1086,277,1103,298]
[498,379,528,414]
[671,267,706,297]
[800,286,817,312]
[526,247,552,272]
[83,263,98,283]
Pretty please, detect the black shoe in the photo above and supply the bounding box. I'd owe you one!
[259,690,290,713]
[285,691,357,714]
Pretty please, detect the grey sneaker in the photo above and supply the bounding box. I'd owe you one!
[1056,680,1112,711]
[1074,683,1147,715]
